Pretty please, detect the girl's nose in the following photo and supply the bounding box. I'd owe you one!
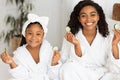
[31,34,36,39]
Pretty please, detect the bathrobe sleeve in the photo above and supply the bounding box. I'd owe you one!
[40,40,62,80]
[60,38,77,63]
[8,51,29,80]
[106,34,120,73]
[61,37,86,64]
[60,38,70,63]
[47,61,62,80]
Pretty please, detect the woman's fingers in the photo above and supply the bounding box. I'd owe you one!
[65,32,74,42]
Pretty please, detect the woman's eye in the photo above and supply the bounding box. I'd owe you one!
[80,14,86,18]
[91,12,98,17]
[91,13,96,16]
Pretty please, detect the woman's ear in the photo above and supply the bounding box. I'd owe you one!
[77,16,80,22]
[97,14,100,21]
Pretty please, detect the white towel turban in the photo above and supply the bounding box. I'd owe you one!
[22,13,49,38]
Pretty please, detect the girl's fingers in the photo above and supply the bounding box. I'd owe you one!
[53,51,60,59]
[1,52,10,60]
[1,53,7,57]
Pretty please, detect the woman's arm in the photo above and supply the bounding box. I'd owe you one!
[112,30,120,59]
[65,32,82,57]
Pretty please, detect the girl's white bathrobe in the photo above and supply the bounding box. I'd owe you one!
[9,40,61,80]
[60,30,120,80]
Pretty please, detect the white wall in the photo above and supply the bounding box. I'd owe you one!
[31,0,63,48]
[0,0,120,79]
[0,59,11,80]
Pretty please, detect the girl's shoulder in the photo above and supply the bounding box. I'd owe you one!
[13,44,27,55]
[42,39,52,49]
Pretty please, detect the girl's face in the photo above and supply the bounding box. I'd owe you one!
[78,5,99,31]
[25,24,44,48]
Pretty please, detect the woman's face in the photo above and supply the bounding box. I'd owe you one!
[78,5,99,31]
[25,24,44,48]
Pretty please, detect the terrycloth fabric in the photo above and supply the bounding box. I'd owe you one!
[8,40,61,80]
[22,13,49,38]
[60,30,120,80]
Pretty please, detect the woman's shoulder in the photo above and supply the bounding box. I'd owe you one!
[106,30,114,40]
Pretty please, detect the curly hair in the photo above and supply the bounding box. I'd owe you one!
[67,0,109,37]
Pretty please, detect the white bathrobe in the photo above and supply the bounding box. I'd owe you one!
[9,40,61,80]
[60,30,120,80]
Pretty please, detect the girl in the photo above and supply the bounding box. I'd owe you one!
[60,0,120,80]
[1,13,61,80]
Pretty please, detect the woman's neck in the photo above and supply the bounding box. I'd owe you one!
[82,29,97,37]
[82,29,97,45]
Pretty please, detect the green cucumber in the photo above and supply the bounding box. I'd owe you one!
[114,24,120,30]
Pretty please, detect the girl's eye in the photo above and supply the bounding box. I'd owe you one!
[28,32,32,35]
[26,32,32,35]
[36,33,41,35]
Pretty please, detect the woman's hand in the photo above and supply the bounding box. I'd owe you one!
[51,50,61,66]
[65,32,82,57]
[112,29,120,59]
[65,32,79,46]
[113,29,120,45]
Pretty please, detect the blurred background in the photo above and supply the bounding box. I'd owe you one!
[0,0,120,79]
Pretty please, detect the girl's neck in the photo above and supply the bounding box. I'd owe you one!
[26,45,40,51]
[26,45,41,55]
[26,45,41,64]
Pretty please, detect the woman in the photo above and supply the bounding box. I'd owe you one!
[60,0,120,80]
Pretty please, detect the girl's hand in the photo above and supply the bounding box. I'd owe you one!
[65,32,79,46]
[113,29,120,44]
[51,50,61,66]
[0,52,14,64]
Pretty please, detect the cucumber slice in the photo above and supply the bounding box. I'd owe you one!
[114,24,120,30]
[66,26,71,32]
[53,46,58,51]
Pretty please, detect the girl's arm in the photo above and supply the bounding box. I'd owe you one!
[1,51,17,68]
